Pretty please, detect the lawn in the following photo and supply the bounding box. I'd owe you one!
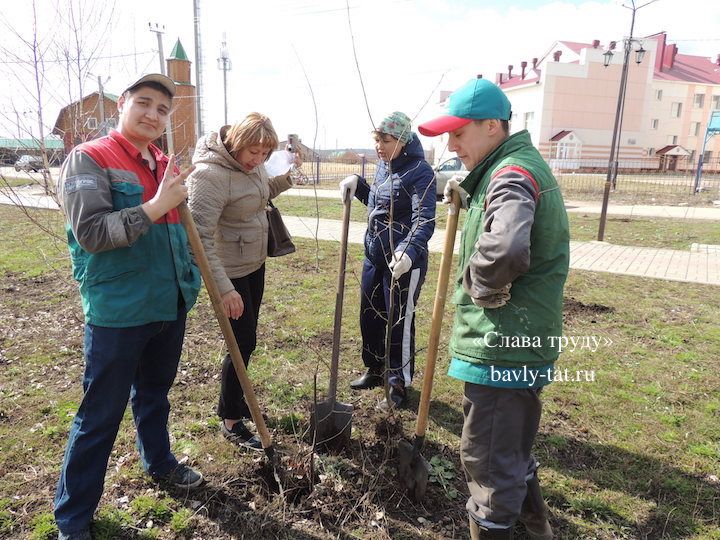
[0,203,718,539]
[275,193,720,250]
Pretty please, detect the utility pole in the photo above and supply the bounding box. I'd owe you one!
[217,33,231,125]
[149,22,175,155]
[97,75,106,136]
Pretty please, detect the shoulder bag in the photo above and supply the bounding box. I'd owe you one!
[266,200,296,257]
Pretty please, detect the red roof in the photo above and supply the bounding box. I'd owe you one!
[654,52,720,84]
[550,130,572,142]
[498,72,541,89]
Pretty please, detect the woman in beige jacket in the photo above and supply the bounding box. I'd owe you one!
[187,113,293,450]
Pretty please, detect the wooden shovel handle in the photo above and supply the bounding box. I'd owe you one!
[415,190,461,438]
[178,202,273,449]
[327,196,352,402]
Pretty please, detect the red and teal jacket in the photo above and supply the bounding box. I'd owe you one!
[58,130,200,327]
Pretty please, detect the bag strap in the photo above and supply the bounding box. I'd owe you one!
[267,199,276,209]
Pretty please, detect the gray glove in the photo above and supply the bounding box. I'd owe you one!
[472,283,512,309]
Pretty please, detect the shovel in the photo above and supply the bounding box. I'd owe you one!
[310,193,354,450]
[398,190,461,500]
[178,202,285,490]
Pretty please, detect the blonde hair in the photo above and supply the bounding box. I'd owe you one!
[223,113,279,160]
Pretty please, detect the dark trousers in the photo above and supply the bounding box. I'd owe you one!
[54,307,187,535]
[359,257,427,387]
[461,383,543,528]
[217,265,265,420]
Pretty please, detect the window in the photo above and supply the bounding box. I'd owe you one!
[713,95,720,110]
[655,89,663,101]
[690,122,701,136]
[106,118,117,128]
[667,135,678,145]
[523,112,534,130]
[671,102,682,118]
[703,151,713,162]
[647,147,655,156]
[85,117,97,129]
[650,118,659,129]
[689,150,696,162]
[694,94,705,108]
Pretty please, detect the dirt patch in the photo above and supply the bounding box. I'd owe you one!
[0,268,469,539]
[563,296,614,323]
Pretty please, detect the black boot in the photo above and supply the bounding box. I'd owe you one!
[519,475,553,539]
[349,369,383,390]
[469,517,513,539]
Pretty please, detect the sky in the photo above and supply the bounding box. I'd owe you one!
[2,0,720,149]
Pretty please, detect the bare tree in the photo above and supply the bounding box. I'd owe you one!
[53,0,117,146]
[0,0,54,194]
[0,0,118,200]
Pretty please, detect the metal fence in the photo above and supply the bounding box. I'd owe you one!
[297,157,377,185]
[297,155,720,204]
[551,157,720,204]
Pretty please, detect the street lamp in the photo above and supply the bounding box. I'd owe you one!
[597,0,658,242]
[217,33,232,126]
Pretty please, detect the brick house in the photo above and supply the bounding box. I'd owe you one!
[52,92,119,154]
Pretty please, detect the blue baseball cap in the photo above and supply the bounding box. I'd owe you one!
[418,78,511,137]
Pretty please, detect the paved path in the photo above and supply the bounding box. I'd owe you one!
[283,215,720,286]
[1,187,718,285]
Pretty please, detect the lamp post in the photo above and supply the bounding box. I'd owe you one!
[597,0,657,242]
[217,33,231,125]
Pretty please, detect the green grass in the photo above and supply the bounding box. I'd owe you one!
[0,204,719,538]
[0,174,41,188]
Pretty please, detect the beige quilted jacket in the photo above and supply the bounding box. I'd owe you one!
[187,127,293,295]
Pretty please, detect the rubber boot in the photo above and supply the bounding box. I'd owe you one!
[519,475,553,540]
[469,517,514,539]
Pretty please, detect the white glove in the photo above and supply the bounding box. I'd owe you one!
[472,283,512,309]
[389,251,412,280]
[339,174,359,203]
[442,175,464,205]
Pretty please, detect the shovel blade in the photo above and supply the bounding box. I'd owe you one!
[398,438,431,500]
[311,400,353,450]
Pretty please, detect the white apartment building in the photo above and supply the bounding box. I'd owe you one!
[422,32,720,173]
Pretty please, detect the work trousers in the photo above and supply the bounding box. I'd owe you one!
[54,307,187,535]
[359,257,426,387]
[461,382,543,528]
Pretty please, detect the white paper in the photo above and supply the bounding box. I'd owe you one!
[264,150,295,177]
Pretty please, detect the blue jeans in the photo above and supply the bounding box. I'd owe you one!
[54,309,187,534]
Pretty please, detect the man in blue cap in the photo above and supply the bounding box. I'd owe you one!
[419,77,569,539]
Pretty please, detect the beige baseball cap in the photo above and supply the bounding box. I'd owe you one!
[122,73,176,97]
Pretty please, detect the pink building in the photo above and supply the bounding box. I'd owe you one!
[425,32,720,173]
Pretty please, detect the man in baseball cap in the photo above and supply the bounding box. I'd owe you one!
[418,77,511,137]
[419,78,569,540]
[54,70,202,539]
